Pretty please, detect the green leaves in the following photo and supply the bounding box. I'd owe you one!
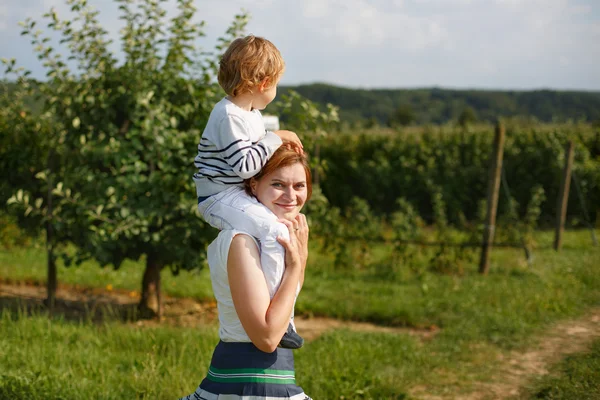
[3,0,248,274]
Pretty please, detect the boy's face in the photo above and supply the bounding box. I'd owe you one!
[254,78,278,110]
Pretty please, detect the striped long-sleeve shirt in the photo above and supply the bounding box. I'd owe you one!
[193,97,283,198]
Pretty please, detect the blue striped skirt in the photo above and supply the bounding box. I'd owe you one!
[179,341,311,400]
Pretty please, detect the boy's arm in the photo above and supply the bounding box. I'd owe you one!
[216,115,282,179]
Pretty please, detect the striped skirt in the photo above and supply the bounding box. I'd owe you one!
[179,341,311,400]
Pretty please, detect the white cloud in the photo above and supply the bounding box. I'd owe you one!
[559,56,570,66]
[239,0,275,8]
[295,0,450,50]
[413,0,474,4]
[301,0,332,18]
[2,0,599,89]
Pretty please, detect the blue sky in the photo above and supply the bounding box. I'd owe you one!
[1,0,599,90]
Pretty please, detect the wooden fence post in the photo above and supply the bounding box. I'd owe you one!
[554,141,575,251]
[479,121,506,275]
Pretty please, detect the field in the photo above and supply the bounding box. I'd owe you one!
[2,1,599,398]
[1,230,599,399]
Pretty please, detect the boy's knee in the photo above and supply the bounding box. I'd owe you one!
[273,221,290,240]
[263,221,289,244]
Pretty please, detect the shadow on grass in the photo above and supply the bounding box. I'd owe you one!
[0,282,217,327]
[0,290,143,324]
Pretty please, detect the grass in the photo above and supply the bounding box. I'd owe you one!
[521,338,600,399]
[0,310,219,399]
[1,229,599,399]
[0,308,497,399]
[300,244,600,348]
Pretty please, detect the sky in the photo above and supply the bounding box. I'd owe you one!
[1,0,599,90]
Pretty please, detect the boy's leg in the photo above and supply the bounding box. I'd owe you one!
[197,188,238,231]
[202,187,289,297]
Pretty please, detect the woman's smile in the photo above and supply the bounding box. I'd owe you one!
[275,202,296,210]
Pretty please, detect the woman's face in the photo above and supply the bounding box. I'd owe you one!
[251,162,308,221]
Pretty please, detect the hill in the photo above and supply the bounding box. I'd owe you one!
[5,80,600,126]
[276,83,600,126]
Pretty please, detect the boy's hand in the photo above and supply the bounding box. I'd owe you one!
[275,130,304,154]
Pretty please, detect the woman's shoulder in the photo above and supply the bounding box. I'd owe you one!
[217,229,259,247]
[208,230,259,267]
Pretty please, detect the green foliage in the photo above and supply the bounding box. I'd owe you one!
[0,65,49,241]
[266,89,339,184]
[458,105,477,128]
[318,124,599,227]
[497,185,546,248]
[269,89,339,147]
[307,190,477,277]
[0,213,32,249]
[4,0,252,273]
[304,189,380,270]
[388,103,415,127]
[388,198,426,275]
[427,191,477,275]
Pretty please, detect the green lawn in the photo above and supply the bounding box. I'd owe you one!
[1,230,599,399]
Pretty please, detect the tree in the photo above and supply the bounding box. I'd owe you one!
[267,89,339,187]
[2,62,66,308]
[458,106,478,128]
[388,103,415,127]
[7,0,249,317]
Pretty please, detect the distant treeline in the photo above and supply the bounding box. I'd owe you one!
[276,83,600,126]
[4,80,600,126]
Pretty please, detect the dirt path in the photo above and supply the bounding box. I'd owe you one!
[0,281,437,339]
[410,307,600,400]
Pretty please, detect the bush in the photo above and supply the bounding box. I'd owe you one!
[318,123,599,227]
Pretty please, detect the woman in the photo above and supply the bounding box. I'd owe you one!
[180,145,312,400]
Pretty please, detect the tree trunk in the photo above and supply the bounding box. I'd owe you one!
[45,168,57,311]
[138,255,162,319]
[45,239,57,311]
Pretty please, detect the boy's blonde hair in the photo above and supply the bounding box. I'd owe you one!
[218,35,285,97]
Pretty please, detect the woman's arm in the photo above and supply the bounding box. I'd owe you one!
[227,234,299,352]
[227,214,309,353]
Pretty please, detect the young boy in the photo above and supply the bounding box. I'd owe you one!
[193,35,304,349]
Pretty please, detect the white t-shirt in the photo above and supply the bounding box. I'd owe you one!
[207,229,298,342]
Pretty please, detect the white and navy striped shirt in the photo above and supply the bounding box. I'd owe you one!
[193,97,283,198]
